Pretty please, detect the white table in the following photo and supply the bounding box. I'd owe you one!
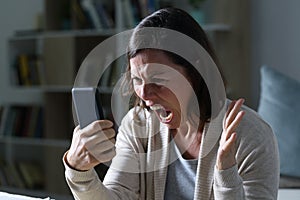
[278,189,300,200]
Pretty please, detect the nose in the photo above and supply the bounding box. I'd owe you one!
[140,83,156,101]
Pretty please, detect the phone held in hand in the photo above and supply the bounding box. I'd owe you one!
[72,87,104,129]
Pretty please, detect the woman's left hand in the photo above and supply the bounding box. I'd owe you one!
[216,98,245,170]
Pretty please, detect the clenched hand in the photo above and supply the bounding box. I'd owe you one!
[66,120,116,171]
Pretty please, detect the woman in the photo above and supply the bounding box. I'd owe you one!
[63,8,279,199]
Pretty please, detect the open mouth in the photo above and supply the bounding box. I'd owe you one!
[150,104,173,123]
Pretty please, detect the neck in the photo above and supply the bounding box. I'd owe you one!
[170,121,204,160]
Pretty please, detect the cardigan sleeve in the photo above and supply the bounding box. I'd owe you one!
[213,111,279,200]
[63,152,116,200]
[213,165,245,199]
[63,109,147,200]
[63,133,142,200]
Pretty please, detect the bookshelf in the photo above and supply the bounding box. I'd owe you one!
[0,0,235,199]
[1,31,117,198]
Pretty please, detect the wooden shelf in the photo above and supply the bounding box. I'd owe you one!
[10,86,114,94]
[11,29,117,40]
[0,137,70,148]
[10,23,231,41]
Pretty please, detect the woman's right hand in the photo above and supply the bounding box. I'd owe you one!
[66,120,116,171]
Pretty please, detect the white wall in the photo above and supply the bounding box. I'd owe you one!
[0,0,43,104]
[251,0,300,108]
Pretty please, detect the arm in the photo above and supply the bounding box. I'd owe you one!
[213,99,279,199]
[63,111,144,200]
[63,152,115,200]
[63,120,118,200]
[214,130,279,199]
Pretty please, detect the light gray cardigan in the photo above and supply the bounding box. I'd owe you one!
[64,104,279,199]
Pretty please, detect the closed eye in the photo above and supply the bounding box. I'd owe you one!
[131,76,143,85]
[151,77,168,85]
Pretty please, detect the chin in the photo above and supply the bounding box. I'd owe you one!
[162,119,181,130]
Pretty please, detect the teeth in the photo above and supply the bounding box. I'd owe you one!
[160,112,172,122]
[150,104,163,111]
[150,104,172,122]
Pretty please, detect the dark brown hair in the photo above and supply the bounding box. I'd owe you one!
[125,7,223,124]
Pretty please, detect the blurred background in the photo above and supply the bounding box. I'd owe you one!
[0,0,299,199]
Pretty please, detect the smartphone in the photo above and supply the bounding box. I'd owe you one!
[72,87,104,129]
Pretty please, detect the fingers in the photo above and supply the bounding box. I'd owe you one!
[80,121,116,154]
[221,98,245,142]
[94,148,117,163]
[74,125,80,133]
[68,120,116,169]
[225,100,236,119]
[224,98,244,129]
[88,138,116,155]
[73,120,116,144]
[87,120,114,131]
[76,120,114,136]
[226,110,245,138]
[217,132,237,170]
[218,99,245,170]
[85,127,116,144]
[223,100,235,129]
[221,132,237,153]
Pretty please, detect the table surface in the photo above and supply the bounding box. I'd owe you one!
[278,189,300,199]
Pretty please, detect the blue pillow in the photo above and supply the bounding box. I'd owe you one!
[258,66,300,178]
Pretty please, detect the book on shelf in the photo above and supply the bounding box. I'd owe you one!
[0,105,44,138]
[17,161,44,190]
[147,0,157,14]
[79,0,115,30]
[131,0,143,24]
[0,106,3,126]
[72,0,92,29]
[94,0,114,29]
[0,106,9,137]
[22,106,43,138]
[80,0,103,30]
[12,54,45,86]
[11,106,26,137]
[0,159,8,187]
[117,0,160,29]
[0,159,45,190]
[18,54,31,86]
[132,0,158,19]
[122,0,135,28]
[5,162,26,189]
[1,106,17,137]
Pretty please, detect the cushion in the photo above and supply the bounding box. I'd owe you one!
[258,66,300,178]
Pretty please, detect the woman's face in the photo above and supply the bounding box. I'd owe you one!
[130,50,195,129]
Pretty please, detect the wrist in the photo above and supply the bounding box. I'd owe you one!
[64,151,88,172]
[216,156,236,170]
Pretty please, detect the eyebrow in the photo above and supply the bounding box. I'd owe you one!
[130,70,167,79]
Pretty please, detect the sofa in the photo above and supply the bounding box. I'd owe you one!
[258,66,300,199]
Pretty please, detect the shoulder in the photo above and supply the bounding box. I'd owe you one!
[224,99,276,152]
[238,104,275,143]
[232,101,278,163]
